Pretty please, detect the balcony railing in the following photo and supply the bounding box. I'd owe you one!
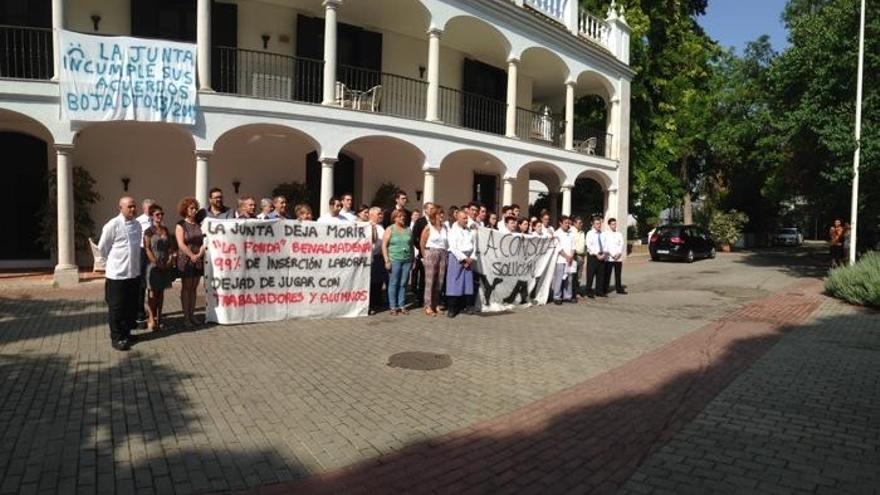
[515,107,565,148]
[524,0,568,24]
[573,125,612,158]
[0,25,52,80]
[337,65,427,121]
[438,86,506,135]
[578,9,610,46]
[215,46,324,103]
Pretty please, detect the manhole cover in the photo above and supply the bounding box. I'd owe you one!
[387,352,452,371]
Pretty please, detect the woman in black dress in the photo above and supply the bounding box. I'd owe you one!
[143,204,177,330]
[175,197,205,327]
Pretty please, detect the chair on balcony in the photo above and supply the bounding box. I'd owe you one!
[358,85,383,112]
[577,137,598,155]
[334,81,353,108]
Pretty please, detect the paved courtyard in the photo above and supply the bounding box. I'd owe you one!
[0,245,877,494]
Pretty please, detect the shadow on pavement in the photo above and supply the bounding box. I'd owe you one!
[251,310,878,495]
[732,245,830,279]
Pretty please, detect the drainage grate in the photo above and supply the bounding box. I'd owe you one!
[387,352,452,371]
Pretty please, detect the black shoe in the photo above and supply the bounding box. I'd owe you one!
[587,293,595,299]
[554,300,563,305]
[597,293,608,298]
[567,299,578,303]
[447,310,458,318]
[462,306,476,315]
[111,339,130,351]
[616,290,628,295]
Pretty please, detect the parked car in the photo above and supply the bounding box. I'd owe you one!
[773,227,803,247]
[649,224,716,262]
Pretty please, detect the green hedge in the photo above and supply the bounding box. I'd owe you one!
[825,252,880,308]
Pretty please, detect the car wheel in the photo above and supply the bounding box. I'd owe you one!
[686,250,695,263]
[709,247,716,259]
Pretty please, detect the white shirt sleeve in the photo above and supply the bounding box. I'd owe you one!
[98,217,117,258]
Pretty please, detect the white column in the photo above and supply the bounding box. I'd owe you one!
[422,168,437,204]
[321,0,342,105]
[53,144,78,287]
[425,28,442,121]
[320,157,336,215]
[505,58,519,137]
[561,185,572,216]
[502,177,515,208]
[565,80,576,151]
[605,188,619,222]
[195,150,211,209]
[197,0,211,90]
[607,98,620,159]
[51,0,64,81]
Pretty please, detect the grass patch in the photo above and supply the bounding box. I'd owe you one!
[825,252,880,308]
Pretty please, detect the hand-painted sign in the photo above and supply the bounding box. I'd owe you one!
[473,226,557,312]
[204,220,371,324]
[58,30,197,123]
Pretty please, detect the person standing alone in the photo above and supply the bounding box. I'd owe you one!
[98,197,143,351]
[602,218,627,295]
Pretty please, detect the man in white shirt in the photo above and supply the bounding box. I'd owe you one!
[584,216,607,298]
[134,198,154,326]
[338,193,358,222]
[603,218,627,294]
[98,197,143,351]
[318,197,347,223]
[236,196,257,219]
[552,216,575,304]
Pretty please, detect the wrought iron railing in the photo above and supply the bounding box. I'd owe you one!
[215,46,324,103]
[573,125,613,158]
[337,64,427,120]
[0,25,52,80]
[438,86,506,135]
[515,107,565,148]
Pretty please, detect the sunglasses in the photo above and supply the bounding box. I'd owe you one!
[153,212,164,217]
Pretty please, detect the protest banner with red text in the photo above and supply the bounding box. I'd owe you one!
[204,220,371,324]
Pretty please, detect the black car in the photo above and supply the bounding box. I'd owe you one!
[649,224,716,262]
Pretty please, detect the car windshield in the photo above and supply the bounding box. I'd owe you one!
[778,228,798,235]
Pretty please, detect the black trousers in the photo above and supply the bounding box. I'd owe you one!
[586,255,606,295]
[105,277,140,341]
[411,256,425,306]
[603,261,623,293]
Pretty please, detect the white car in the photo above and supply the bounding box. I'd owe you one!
[773,228,803,247]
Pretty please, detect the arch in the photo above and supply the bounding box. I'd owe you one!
[442,15,511,67]
[338,135,426,207]
[212,123,322,211]
[0,108,55,144]
[573,168,613,190]
[516,160,566,192]
[341,0,432,40]
[571,169,613,220]
[517,46,571,102]
[575,69,616,102]
[437,148,506,211]
[73,122,197,224]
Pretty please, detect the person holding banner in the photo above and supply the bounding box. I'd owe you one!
[294,204,313,221]
[382,209,414,315]
[446,210,476,318]
[318,197,347,223]
[553,216,576,304]
[268,196,290,219]
[257,198,274,219]
[420,206,448,316]
[175,197,206,327]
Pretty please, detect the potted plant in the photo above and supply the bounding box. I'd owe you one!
[38,166,101,255]
[709,209,749,252]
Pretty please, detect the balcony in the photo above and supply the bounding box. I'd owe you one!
[522,0,611,48]
[0,25,52,80]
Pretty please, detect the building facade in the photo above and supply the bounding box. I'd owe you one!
[0,0,633,286]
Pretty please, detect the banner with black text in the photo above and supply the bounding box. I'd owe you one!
[204,220,370,324]
[473,227,557,312]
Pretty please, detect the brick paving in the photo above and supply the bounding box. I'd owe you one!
[1,247,872,494]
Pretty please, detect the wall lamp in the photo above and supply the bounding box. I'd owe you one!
[121,177,130,192]
[415,189,423,201]
[232,180,242,194]
[90,14,101,32]
[418,66,426,79]
[261,34,271,50]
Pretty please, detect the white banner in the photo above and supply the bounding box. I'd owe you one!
[473,227,558,312]
[59,30,197,124]
[204,220,371,324]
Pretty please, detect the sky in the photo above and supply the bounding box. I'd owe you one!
[698,0,790,54]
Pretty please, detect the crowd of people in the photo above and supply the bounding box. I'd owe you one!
[97,187,628,351]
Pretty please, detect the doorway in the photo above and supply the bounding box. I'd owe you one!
[1,132,49,260]
[473,173,497,212]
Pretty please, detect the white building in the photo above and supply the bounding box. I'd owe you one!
[0,0,633,286]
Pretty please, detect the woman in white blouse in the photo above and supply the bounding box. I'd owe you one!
[420,206,448,316]
[444,209,475,318]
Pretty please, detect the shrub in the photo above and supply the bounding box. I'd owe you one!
[38,166,101,253]
[271,181,310,208]
[709,209,749,246]
[371,182,402,210]
[825,252,880,309]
